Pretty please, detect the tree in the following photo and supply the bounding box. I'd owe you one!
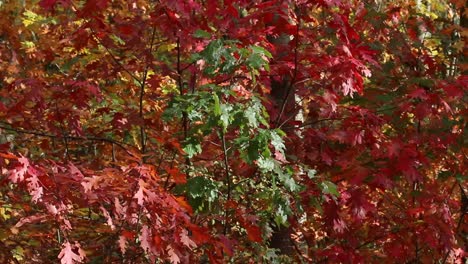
[0,0,466,263]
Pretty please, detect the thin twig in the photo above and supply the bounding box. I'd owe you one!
[0,123,132,153]
[175,37,192,168]
[275,20,300,127]
[139,24,158,156]
[281,118,342,130]
[89,28,142,86]
[164,151,177,189]
[221,130,232,235]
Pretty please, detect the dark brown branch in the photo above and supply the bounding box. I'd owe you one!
[164,151,177,189]
[0,123,132,153]
[175,37,192,168]
[275,21,300,127]
[139,24,158,156]
[88,28,142,86]
[281,118,342,130]
[176,37,188,139]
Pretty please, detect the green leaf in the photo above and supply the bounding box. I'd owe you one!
[213,94,221,116]
[183,141,202,158]
[185,177,219,212]
[244,105,259,128]
[257,156,275,172]
[275,166,299,192]
[320,181,340,197]
[247,45,272,71]
[194,29,211,39]
[307,169,317,179]
[270,130,285,154]
[250,45,272,58]
[219,104,233,130]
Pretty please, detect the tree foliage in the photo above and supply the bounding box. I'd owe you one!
[0,0,466,263]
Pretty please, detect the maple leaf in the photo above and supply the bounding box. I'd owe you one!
[167,245,181,264]
[39,0,58,10]
[332,218,347,233]
[188,225,211,244]
[180,229,197,249]
[245,224,263,242]
[14,214,47,229]
[387,140,402,158]
[39,0,71,11]
[68,163,84,181]
[30,186,44,202]
[58,242,84,264]
[100,206,115,230]
[118,235,127,254]
[80,0,109,16]
[139,225,152,253]
[218,235,234,256]
[9,155,29,183]
[1,0,466,262]
[167,167,187,184]
[134,180,146,206]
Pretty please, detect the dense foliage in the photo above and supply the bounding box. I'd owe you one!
[0,0,466,263]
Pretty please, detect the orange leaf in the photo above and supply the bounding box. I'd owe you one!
[245,224,262,243]
[175,196,192,214]
[189,225,211,244]
[167,168,186,184]
[0,152,18,160]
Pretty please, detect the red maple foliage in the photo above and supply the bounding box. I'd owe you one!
[0,0,466,263]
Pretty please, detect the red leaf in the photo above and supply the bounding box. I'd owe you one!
[118,24,134,35]
[442,83,463,98]
[175,196,193,214]
[180,229,196,249]
[118,235,127,254]
[134,180,146,206]
[139,225,151,253]
[218,235,234,256]
[122,230,135,240]
[14,214,47,228]
[333,218,347,233]
[245,224,262,242]
[39,0,58,10]
[189,225,210,244]
[167,167,186,184]
[167,245,181,264]
[407,207,424,216]
[58,242,85,264]
[39,0,70,11]
[0,152,18,160]
[80,0,108,16]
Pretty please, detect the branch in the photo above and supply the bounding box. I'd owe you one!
[88,28,143,86]
[221,130,232,235]
[175,37,192,168]
[139,24,158,156]
[0,123,133,153]
[281,118,342,130]
[275,21,300,127]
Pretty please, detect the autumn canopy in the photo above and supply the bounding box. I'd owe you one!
[0,0,466,263]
